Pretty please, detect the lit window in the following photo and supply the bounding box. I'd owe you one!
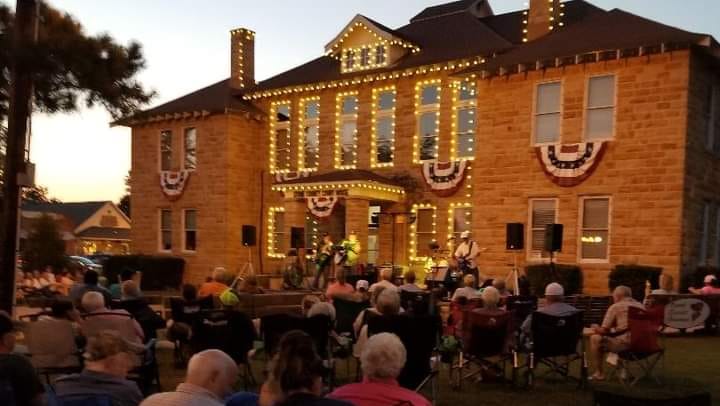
[336,93,358,169]
[450,205,472,242]
[528,199,557,259]
[411,205,437,260]
[267,207,286,258]
[454,80,476,160]
[534,82,561,144]
[373,88,395,167]
[416,82,441,162]
[300,99,320,170]
[160,130,172,171]
[160,209,172,251]
[344,50,355,71]
[579,197,610,261]
[183,209,197,252]
[271,102,291,173]
[585,75,616,141]
[360,48,370,66]
[375,45,386,65]
[183,128,197,170]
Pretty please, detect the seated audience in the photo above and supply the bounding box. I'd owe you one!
[119,281,165,341]
[111,268,140,300]
[270,330,351,406]
[141,349,239,406]
[307,301,336,323]
[301,295,321,317]
[239,275,265,295]
[521,283,578,333]
[226,392,260,406]
[325,271,355,302]
[167,284,211,344]
[199,267,230,298]
[283,250,306,290]
[329,333,431,406]
[369,268,398,294]
[354,289,401,357]
[349,280,370,303]
[398,271,423,293]
[0,311,44,406]
[492,279,510,298]
[589,285,644,381]
[54,331,142,406]
[70,270,112,306]
[81,291,144,343]
[689,275,720,295]
[56,269,76,296]
[451,274,479,302]
[40,299,83,338]
[472,287,506,317]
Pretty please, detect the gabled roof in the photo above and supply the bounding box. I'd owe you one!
[411,0,493,23]
[113,79,262,126]
[467,8,711,75]
[76,227,131,241]
[22,201,107,227]
[324,14,416,55]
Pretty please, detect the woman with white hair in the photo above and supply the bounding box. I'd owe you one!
[329,333,431,406]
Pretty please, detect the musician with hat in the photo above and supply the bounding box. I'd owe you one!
[454,230,482,287]
[313,233,334,290]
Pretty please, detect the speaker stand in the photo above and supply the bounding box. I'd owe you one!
[505,251,521,296]
[238,245,255,280]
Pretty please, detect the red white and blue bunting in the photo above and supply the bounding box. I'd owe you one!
[274,170,312,183]
[160,170,191,200]
[307,196,338,218]
[535,142,606,187]
[421,160,468,197]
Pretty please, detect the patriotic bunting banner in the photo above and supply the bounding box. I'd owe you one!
[160,170,190,200]
[421,160,468,197]
[307,196,338,218]
[535,142,606,187]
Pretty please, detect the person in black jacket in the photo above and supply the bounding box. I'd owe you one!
[117,281,165,342]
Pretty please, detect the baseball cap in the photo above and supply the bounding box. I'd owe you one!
[461,231,471,239]
[544,282,565,297]
[356,280,369,291]
[704,275,717,284]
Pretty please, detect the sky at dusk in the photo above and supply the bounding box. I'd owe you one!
[11,0,720,202]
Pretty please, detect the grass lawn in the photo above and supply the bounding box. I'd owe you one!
[156,334,720,406]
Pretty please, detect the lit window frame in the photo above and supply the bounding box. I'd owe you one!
[447,203,473,249]
[298,96,320,171]
[335,91,359,169]
[267,207,286,259]
[409,204,437,262]
[341,44,390,74]
[269,101,292,174]
[371,86,396,168]
[452,80,477,161]
[414,80,442,164]
[583,74,617,142]
[577,196,611,263]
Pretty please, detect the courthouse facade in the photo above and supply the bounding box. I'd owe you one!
[119,0,720,292]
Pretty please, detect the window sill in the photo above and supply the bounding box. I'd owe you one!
[182,250,197,255]
[578,259,610,265]
[158,249,172,254]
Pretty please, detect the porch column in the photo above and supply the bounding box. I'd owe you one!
[377,202,408,267]
[345,198,369,266]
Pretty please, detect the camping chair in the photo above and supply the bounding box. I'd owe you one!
[610,306,665,386]
[447,299,482,337]
[506,296,538,330]
[367,314,441,405]
[23,319,83,385]
[168,296,213,364]
[190,310,257,389]
[527,311,587,388]
[51,393,112,406]
[400,291,432,315]
[452,310,517,390]
[333,298,369,338]
[0,379,15,406]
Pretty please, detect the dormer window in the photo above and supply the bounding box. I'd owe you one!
[360,48,371,66]
[375,45,386,65]
[344,50,356,71]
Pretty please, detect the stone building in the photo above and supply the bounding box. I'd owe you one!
[117,0,720,293]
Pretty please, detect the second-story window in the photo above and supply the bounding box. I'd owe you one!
[300,98,320,170]
[454,80,477,160]
[183,209,197,252]
[372,88,395,167]
[534,81,561,145]
[336,93,358,169]
[375,45,386,65]
[160,130,172,171]
[344,50,356,71]
[416,81,441,163]
[705,85,719,153]
[183,128,197,170]
[360,48,371,67]
[271,102,291,173]
[585,75,616,141]
[159,209,172,252]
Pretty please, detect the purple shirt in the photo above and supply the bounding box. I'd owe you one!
[329,378,431,406]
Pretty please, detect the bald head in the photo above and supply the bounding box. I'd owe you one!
[186,350,238,399]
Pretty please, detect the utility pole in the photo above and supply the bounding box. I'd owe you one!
[0,0,39,313]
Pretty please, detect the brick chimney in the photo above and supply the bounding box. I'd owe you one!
[526,0,561,42]
[230,28,255,89]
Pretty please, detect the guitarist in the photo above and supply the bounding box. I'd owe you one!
[313,233,334,289]
[454,231,481,288]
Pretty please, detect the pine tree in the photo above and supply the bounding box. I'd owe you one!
[21,213,66,271]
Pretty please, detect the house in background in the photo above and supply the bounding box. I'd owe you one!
[21,201,131,255]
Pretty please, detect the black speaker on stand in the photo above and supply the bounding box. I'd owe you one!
[505,223,524,295]
[544,224,563,280]
[240,225,257,277]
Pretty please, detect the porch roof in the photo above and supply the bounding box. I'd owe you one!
[272,170,405,202]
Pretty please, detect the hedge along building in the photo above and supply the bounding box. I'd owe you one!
[117,0,720,293]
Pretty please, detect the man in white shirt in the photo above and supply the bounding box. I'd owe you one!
[369,267,398,294]
[454,231,482,288]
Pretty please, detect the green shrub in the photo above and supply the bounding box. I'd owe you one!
[525,263,583,297]
[682,266,719,292]
[103,255,185,291]
[608,265,662,302]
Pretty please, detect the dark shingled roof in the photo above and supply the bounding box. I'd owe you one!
[411,0,480,22]
[277,169,402,187]
[114,79,262,126]
[22,201,107,227]
[472,8,709,74]
[76,227,131,241]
